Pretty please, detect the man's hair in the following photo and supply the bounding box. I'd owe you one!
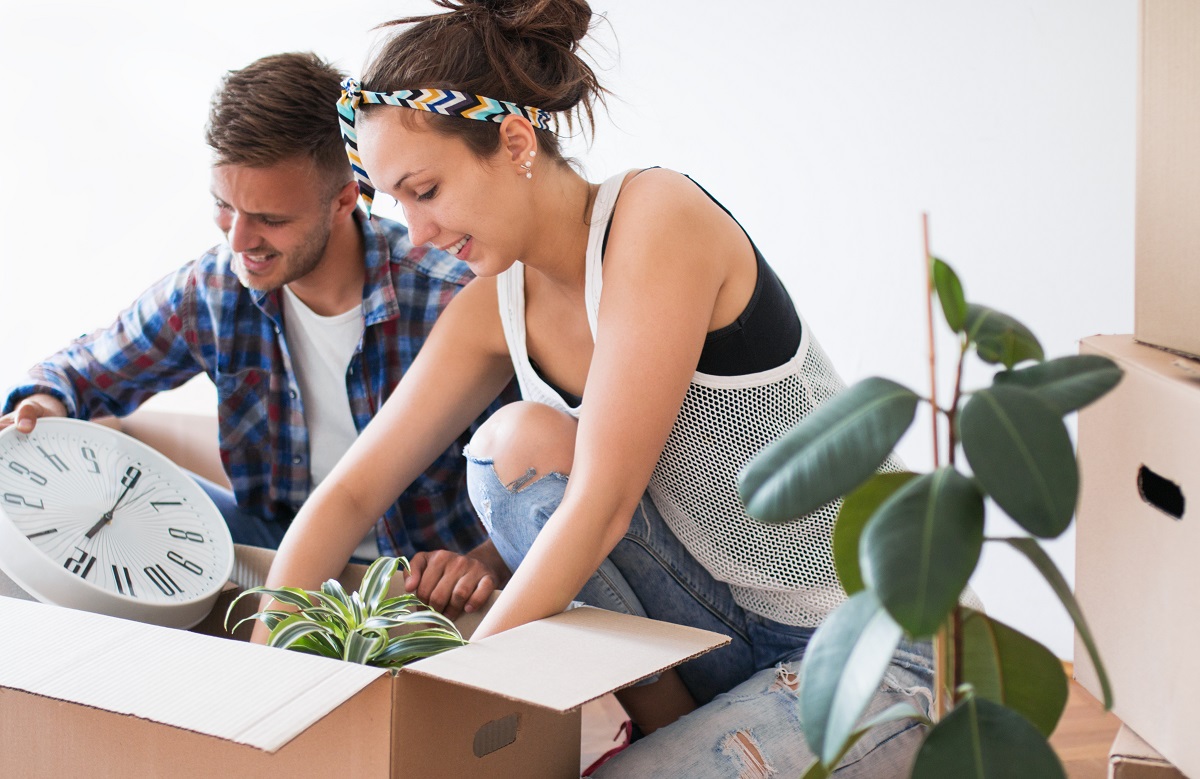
[206,52,351,194]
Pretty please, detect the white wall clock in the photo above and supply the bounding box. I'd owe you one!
[0,418,234,629]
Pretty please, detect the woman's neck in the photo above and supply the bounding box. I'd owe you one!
[520,165,599,292]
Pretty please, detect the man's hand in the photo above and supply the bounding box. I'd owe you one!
[405,541,511,620]
[0,394,68,433]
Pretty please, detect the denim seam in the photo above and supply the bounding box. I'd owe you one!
[833,719,926,772]
[622,532,751,644]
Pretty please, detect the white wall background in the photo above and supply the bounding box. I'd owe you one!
[0,1,1137,659]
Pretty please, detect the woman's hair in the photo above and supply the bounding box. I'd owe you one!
[363,0,605,164]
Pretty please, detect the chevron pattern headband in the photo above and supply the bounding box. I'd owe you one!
[337,76,554,217]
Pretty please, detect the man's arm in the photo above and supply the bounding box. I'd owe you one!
[2,263,210,426]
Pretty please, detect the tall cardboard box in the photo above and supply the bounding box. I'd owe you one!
[1134,0,1200,358]
[0,545,728,777]
[1074,335,1200,776]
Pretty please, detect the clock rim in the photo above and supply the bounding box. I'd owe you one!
[0,418,235,629]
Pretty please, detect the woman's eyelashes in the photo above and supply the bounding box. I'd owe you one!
[416,185,439,202]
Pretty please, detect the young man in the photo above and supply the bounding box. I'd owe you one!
[0,52,512,616]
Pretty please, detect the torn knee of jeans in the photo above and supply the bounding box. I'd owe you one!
[720,730,775,779]
[881,671,934,715]
[769,665,799,693]
[505,466,538,492]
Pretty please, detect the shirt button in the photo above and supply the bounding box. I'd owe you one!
[293,456,303,464]
[289,389,297,399]
[274,326,281,335]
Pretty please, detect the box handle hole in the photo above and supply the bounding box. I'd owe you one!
[473,713,520,757]
[1138,465,1185,520]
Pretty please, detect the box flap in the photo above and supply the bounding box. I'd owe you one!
[404,605,729,712]
[0,596,384,753]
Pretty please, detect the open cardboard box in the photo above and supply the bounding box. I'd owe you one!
[1074,335,1200,778]
[0,544,729,777]
[1110,725,1188,779]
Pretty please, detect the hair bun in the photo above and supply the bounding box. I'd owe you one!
[448,0,592,47]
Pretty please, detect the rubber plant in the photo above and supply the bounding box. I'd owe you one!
[738,251,1121,778]
[226,555,466,668]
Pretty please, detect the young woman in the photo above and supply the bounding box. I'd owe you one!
[260,0,933,773]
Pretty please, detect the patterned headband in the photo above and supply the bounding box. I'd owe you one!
[337,76,553,217]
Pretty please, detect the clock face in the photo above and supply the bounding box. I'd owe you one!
[0,418,234,628]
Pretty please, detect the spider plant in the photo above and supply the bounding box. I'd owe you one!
[226,556,467,668]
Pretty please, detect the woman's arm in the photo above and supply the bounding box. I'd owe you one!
[473,169,756,638]
[254,277,513,636]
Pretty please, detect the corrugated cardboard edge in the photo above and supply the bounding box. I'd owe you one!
[406,605,731,712]
[1110,725,1188,779]
[0,595,385,754]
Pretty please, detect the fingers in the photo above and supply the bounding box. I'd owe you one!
[0,395,67,433]
[404,550,499,621]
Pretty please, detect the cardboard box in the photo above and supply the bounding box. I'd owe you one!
[1074,335,1200,777]
[1111,725,1188,779]
[0,545,728,777]
[1134,0,1200,359]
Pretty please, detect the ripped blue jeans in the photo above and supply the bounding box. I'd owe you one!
[466,452,934,777]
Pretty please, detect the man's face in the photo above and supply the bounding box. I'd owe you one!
[210,158,337,292]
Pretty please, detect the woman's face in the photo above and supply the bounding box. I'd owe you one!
[357,110,526,276]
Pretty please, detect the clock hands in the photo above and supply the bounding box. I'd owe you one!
[84,466,141,539]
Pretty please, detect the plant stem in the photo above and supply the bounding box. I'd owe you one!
[945,339,969,466]
[923,213,940,467]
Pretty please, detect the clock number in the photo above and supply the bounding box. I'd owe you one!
[168,527,204,543]
[167,550,203,576]
[81,446,101,474]
[4,493,44,510]
[153,501,184,512]
[37,446,69,473]
[64,548,97,579]
[112,565,136,597]
[145,564,183,597]
[26,528,57,539]
[121,466,142,488]
[8,461,47,486]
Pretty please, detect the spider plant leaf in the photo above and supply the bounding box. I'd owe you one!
[992,355,1123,415]
[861,468,985,637]
[362,610,462,634]
[343,630,387,664]
[959,610,1068,737]
[229,609,294,637]
[998,537,1112,709]
[349,591,366,628]
[960,386,1077,538]
[964,304,1044,369]
[376,594,427,616]
[373,629,469,665]
[910,695,1066,779]
[268,614,337,651]
[798,590,903,765]
[739,377,921,523]
[226,586,313,629]
[833,471,918,596]
[931,257,967,333]
[289,632,343,659]
[359,556,401,612]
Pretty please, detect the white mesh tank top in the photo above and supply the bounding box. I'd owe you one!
[496,170,874,626]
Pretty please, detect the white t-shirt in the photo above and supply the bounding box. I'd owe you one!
[281,285,377,559]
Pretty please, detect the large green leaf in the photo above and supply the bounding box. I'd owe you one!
[960,386,1078,538]
[800,702,930,778]
[911,695,1065,778]
[964,304,1044,369]
[739,377,920,523]
[861,468,985,637]
[960,610,1068,737]
[999,537,1112,709]
[932,257,968,333]
[798,590,903,765]
[833,472,918,595]
[992,355,1123,415]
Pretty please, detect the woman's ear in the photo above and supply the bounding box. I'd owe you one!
[498,114,538,164]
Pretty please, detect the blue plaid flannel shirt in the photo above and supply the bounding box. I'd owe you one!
[3,212,513,557]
